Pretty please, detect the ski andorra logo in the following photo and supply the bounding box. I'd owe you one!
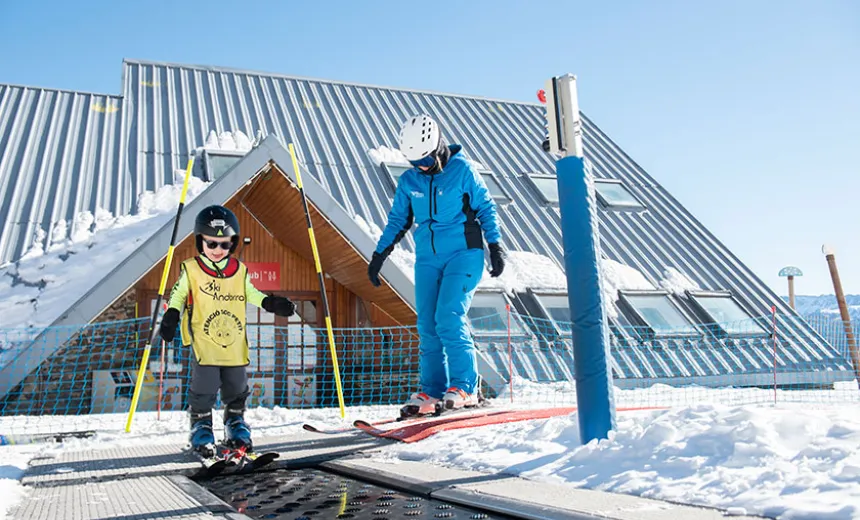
[410,191,424,198]
[199,280,246,302]
[203,310,243,348]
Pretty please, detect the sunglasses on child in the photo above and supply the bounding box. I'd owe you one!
[203,239,233,250]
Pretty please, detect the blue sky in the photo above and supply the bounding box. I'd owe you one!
[1,0,857,296]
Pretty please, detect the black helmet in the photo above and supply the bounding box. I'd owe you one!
[194,205,240,254]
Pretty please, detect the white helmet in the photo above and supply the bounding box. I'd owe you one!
[398,114,440,162]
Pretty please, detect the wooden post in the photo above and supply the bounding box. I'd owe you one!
[788,275,795,309]
[823,246,860,388]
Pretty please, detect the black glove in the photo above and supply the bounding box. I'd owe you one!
[262,295,296,317]
[367,251,387,287]
[159,308,180,343]
[488,242,505,278]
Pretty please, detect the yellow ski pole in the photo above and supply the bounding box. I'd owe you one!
[125,156,195,432]
[288,143,346,418]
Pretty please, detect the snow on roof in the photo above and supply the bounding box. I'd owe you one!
[367,145,408,166]
[478,251,567,293]
[0,170,210,336]
[353,214,568,294]
[353,215,415,281]
[466,158,487,171]
[197,130,255,155]
[352,215,567,295]
[599,258,655,318]
[659,267,701,295]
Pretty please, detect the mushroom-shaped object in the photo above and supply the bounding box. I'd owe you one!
[778,266,803,309]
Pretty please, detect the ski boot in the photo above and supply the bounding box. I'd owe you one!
[189,411,217,458]
[400,392,439,418]
[442,387,478,410]
[223,408,253,452]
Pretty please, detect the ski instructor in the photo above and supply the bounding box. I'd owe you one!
[368,114,506,416]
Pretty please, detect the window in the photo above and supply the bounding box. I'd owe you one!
[687,291,767,336]
[594,179,645,210]
[619,292,698,337]
[246,303,276,373]
[525,174,559,204]
[286,300,318,369]
[383,163,411,188]
[203,150,244,181]
[479,171,511,203]
[467,292,527,335]
[534,294,572,335]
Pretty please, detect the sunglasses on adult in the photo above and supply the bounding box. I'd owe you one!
[203,240,233,250]
[409,155,436,169]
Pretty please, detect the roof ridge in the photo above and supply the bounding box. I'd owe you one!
[0,82,122,98]
[122,57,544,107]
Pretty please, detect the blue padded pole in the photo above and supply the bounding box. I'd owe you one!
[546,74,616,443]
[556,155,617,443]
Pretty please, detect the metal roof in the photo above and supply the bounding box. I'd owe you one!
[0,85,125,264]
[0,58,852,388]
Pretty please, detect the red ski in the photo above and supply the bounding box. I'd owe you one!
[353,407,578,443]
[302,401,494,436]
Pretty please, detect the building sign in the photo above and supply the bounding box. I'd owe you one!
[246,262,281,291]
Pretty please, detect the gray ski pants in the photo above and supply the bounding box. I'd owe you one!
[187,357,250,414]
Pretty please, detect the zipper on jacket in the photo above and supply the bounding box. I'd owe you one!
[428,175,436,254]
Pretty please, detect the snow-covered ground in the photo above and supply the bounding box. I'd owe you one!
[1,381,858,520]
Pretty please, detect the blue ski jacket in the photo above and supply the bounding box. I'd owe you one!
[375,145,502,259]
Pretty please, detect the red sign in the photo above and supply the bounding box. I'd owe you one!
[246,262,281,291]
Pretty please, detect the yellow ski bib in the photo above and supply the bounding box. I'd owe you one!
[180,257,249,366]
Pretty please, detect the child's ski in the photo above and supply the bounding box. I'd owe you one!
[190,452,230,478]
[219,446,280,474]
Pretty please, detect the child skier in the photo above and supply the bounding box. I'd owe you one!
[158,205,296,458]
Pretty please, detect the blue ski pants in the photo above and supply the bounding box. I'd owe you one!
[414,247,484,398]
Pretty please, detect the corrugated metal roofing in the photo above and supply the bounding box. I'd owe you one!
[0,85,124,264]
[0,58,852,386]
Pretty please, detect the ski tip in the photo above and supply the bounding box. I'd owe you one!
[353,419,372,428]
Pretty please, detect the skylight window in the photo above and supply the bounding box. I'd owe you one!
[619,291,698,338]
[687,291,767,336]
[479,171,511,203]
[594,179,645,210]
[525,173,558,204]
[534,293,572,335]
[203,150,244,181]
[383,163,411,188]
[467,292,527,336]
